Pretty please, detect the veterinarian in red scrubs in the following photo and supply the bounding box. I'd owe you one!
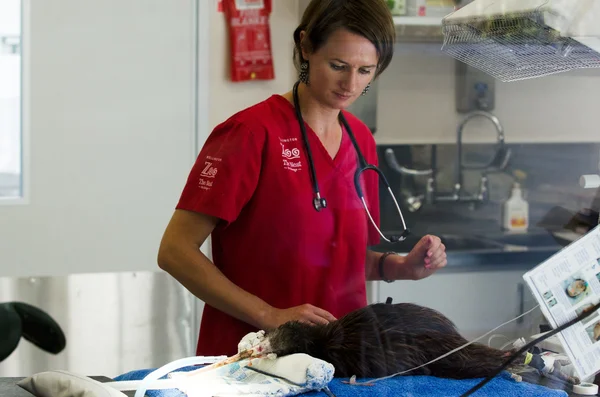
[158,0,448,357]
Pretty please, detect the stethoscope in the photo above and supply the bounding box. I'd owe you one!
[292,80,410,243]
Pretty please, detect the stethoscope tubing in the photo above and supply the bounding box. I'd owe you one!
[292,80,409,243]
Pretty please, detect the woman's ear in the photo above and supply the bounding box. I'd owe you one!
[299,30,310,61]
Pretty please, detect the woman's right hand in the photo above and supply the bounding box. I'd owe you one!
[265,304,337,330]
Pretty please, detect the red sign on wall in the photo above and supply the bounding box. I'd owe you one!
[219,0,267,12]
[223,0,275,82]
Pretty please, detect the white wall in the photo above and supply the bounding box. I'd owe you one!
[0,0,300,278]
[375,43,600,144]
[0,0,204,278]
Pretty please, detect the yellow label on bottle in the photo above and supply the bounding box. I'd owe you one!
[511,217,527,227]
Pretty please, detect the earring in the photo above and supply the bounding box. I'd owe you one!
[362,83,371,96]
[299,61,309,85]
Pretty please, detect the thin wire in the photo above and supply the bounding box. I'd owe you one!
[348,304,540,386]
[500,338,522,351]
[486,333,509,348]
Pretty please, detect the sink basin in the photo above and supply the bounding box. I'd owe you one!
[439,234,505,251]
[374,233,504,253]
[372,230,564,254]
[370,230,563,270]
[477,232,560,248]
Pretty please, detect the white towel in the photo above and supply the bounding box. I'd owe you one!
[18,330,335,397]
[168,353,335,397]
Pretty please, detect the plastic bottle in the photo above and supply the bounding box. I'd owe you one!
[387,0,407,16]
[502,182,529,231]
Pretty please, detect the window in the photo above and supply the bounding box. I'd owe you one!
[0,0,22,199]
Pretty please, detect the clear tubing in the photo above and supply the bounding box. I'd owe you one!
[131,355,227,397]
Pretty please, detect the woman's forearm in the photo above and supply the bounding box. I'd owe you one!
[158,242,273,330]
[365,249,409,281]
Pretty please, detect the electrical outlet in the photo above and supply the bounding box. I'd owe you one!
[455,60,496,113]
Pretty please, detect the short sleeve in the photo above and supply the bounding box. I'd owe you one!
[176,118,265,224]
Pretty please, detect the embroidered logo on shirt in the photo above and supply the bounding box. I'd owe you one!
[280,140,302,172]
[198,156,221,190]
[281,143,300,160]
[201,161,218,178]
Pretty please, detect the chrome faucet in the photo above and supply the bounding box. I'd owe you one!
[455,110,510,196]
[427,110,511,205]
[384,148,433,212]
[384,110,511,210]
[384,149,433,177]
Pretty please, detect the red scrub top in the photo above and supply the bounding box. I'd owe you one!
[176,94,381,356]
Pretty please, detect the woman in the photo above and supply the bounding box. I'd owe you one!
[158,0,447,357]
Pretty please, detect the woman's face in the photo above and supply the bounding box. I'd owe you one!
[301,28,378,110]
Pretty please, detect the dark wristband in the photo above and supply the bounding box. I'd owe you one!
[378,251,396,283]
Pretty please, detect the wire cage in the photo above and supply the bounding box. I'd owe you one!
[441,12,600,82]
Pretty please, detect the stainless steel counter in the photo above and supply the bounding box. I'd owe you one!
[0,271,201,379]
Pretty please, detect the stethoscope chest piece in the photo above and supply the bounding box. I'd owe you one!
[313,196,327,211]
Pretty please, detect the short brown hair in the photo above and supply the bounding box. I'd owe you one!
[293,0,396,79]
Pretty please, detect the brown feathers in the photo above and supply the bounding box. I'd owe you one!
[265,303,519,379]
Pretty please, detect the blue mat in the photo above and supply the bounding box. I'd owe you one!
[114,367,568,397]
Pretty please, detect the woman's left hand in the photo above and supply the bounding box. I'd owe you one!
[392,235,447,280]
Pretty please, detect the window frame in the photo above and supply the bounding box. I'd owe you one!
[0,0,29,205]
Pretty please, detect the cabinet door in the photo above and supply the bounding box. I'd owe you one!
[378,269,545,343]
